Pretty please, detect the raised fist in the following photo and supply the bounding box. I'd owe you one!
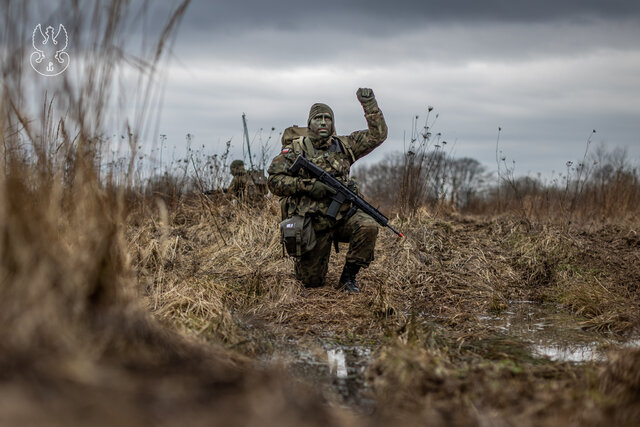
[356,88,375,103]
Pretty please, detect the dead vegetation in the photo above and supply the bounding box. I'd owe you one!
[1,1,639,425]
[128,194,639,426]
[0,1,358,425]
[136,197,640,339]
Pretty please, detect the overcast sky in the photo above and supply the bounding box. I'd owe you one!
[19,0,640,178]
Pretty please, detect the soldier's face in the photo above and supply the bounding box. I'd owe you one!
[309,113,332,138]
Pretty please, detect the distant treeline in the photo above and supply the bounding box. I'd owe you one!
[355,145,639,221]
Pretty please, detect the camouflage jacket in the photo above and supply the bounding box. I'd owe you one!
[267,105,387,230]
[228,172,258,201]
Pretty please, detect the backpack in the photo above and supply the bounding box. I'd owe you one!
[281,125,308,146]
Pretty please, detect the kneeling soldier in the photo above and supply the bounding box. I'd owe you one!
[267,88,388,292]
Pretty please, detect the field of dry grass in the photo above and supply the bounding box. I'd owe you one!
[2,121,639,427]
[0,140,638,426]
[2,1,639,425]
[126,195,640,426]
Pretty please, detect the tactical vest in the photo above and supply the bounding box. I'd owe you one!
[278,126,356,220]
[288,139,356,168]
[281,125,356,163]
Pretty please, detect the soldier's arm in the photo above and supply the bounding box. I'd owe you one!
[348,88,388,160]
[267,147,314,196]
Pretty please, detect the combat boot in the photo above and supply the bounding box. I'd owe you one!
[338,262,361,293]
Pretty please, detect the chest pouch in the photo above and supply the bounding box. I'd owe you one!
[280,215,316,257]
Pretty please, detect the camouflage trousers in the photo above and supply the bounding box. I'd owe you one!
[294,210,378,288]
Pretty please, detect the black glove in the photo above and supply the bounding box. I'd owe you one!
[308,180,337,199]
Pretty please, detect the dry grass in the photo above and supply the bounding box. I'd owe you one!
[127,194,639,425]
[365,338,602,427]
[0,1,362,425]
[1,2,639,425]
[3,131,639,426]
[137,197,640,340]
[599,347,640,424]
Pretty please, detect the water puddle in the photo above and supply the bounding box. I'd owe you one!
[478,301,638,363]
[532,342,603,362]
[269,339,374,411]
[625,338,640,348]
[327,349,348,378]
[264,303,637,414]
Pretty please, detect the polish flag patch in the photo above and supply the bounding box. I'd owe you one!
[281,148,291,154]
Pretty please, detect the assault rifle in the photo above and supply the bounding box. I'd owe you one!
[289,155,403,237]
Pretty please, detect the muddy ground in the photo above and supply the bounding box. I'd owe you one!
[128,197,640,426]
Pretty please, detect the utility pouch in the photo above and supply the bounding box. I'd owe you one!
[280,215,316,257]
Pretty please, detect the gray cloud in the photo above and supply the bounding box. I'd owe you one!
[11,0,640,178]
[155,33,640,175]
[181,0,640,32]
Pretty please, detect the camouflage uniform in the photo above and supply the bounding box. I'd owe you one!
[267,90,387,288]
[228,160,259,202]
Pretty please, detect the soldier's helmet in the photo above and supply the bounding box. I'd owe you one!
[230,159,245,176]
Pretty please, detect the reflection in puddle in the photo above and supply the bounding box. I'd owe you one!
[533,343,603,362]
[270,342,374,410]
[625,338,640,348]
[478,302,638,363]
[327,349,348,378]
